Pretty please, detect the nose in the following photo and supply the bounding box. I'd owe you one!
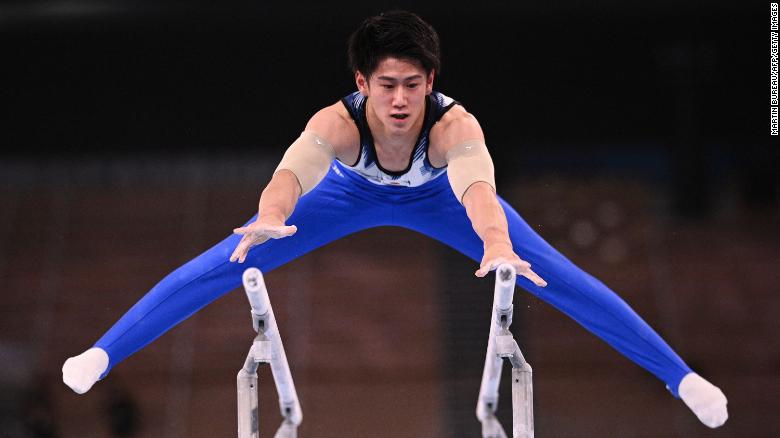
[392,87,407,108]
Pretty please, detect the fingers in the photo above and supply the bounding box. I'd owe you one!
[475,257,509,277]
[266,224,297,238]
[476,257,548,287]
[230,224,283,263]
[229,237,250,263]
[230,234,264,263]
[233,226,249,235]
[230,221,296,264]
[519,267,548,287]
[233,224,297,239]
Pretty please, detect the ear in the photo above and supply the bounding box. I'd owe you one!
[425,69,435,94]
[355,71,370,96]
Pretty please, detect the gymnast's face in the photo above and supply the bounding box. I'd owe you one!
[356,57,434,136]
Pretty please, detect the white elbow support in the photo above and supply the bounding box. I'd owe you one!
[275,130,336,195]
[445,139,496,203]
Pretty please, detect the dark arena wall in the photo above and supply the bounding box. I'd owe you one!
[1,2,777,437]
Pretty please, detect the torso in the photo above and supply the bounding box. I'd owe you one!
[336,91,459,187]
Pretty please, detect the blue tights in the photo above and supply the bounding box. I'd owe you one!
[95,162,691,396]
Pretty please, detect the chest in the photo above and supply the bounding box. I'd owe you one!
[374,141,417,172]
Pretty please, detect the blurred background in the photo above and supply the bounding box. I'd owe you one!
[1,1,778,437]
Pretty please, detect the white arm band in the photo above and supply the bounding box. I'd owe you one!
[275,130,336,195]
[445,139,496,203]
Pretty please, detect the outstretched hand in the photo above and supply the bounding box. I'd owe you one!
[230,219,297,263]
[476,242,547,287]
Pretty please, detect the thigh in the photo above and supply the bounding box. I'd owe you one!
[395,188,691,389]
[95,166,388,371]
[393,182,594,292]
[397,188,626,302]
[151,166,386,299]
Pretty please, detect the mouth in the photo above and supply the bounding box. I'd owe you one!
[391,114,409,120]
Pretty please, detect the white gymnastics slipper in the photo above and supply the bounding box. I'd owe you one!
[62,347,109,394]
[678,372,728,428]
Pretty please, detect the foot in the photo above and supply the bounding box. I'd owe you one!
[62,347,109,394]
[678,372,728,428]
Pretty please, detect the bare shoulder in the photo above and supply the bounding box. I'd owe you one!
[304,101,360,160]
[429,104,485,165]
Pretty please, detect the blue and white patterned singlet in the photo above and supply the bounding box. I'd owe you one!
[338,91,458,187]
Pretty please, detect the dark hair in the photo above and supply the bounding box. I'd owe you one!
[347,10,441,78]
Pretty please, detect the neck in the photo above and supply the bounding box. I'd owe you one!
[365,100,425,151]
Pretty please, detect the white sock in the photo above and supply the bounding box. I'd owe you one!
[62,347,109,394]
[678,372,728,428]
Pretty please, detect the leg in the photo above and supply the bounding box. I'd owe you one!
[396,181,726,426]
[396,181,691,394]
[69,166,389,384]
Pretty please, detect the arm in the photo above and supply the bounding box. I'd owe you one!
[432,107,546,286]
[256,169,301,226]
[230,169,302,263]
[462,182,544,286]
[230,103,358,263]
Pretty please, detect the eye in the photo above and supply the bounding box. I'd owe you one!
[381,84,394,89]
[407,83,419,89]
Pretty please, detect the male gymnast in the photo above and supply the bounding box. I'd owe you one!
[63,10,728,428]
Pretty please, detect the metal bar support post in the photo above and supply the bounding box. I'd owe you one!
[476,264,534,438]
[237,268,302,438]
